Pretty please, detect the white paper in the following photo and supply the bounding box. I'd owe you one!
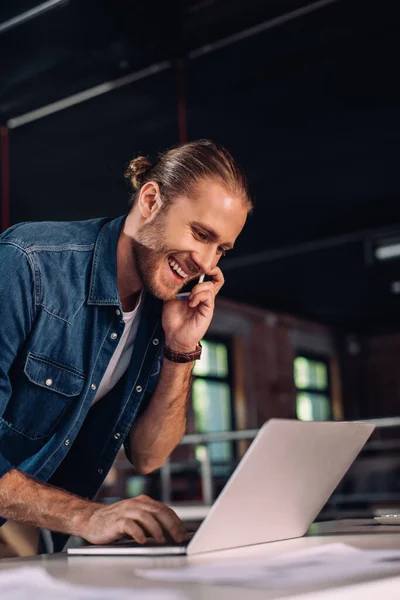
[0,566,186,600]
[282,574,400,600]
[136,543,400,589]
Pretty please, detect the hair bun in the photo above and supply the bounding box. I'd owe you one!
[125,156,153,190]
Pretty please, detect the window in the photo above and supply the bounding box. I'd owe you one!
[192,338,234,465]
[294,356,331,421]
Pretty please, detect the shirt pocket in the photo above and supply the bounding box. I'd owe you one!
[3,353,85,441]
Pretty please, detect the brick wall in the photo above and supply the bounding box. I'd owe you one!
[340,332,400,419]
[207,297,338,430]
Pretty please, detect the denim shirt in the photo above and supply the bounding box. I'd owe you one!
[0,215,165,527]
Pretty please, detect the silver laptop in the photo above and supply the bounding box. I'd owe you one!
[68,419,374,556]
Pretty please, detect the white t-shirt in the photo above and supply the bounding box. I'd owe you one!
[92,291,145,404]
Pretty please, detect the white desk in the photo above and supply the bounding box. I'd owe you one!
[1,520,400,599]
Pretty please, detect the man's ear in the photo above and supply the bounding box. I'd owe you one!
[137,182,163,220]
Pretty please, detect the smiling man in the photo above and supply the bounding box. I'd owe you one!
[0,140,252,551]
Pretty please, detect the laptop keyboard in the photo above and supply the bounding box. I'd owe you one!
[112,532,195,549]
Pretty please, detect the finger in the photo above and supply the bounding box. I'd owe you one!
[118,518,147,544]
[188,267,225,297]
[131,496,188,542]
[207,266,224,293]
[124,499,160,514]
[128,509,166,543]
[150,505,188,543]
[134,494,161,505]
[189,289,214,309]
[188,281,214,297]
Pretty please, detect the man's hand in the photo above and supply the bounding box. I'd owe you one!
[81,495,187,545]
[0,470,187,545]
[162,266,224,352]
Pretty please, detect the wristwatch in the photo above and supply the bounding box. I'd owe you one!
[163,342,202,363]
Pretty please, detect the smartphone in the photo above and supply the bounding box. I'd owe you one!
[175,274,205,299]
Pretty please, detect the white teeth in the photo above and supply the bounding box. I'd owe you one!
[168,259,188,278]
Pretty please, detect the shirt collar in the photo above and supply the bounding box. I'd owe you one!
[87,215,127,306]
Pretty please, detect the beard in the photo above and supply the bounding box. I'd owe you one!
[132,210,196,301]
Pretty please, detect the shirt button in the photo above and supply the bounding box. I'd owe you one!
[152,338,159,346]
[45,378,53,387]
[114,432,121,440]
[116,309,121,316]
[98,468,103,475]
[136,385,142,393]
[91,383,97,391]
[110,332,118,340]
[64,439,70,446]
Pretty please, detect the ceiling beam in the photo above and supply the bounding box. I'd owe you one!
[0,0,68,35]
[7,62,171,129]
[222,224,400,271]
[7,0,341,128]
[189,0,339,59]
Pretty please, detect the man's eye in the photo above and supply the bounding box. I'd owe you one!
[195,230,208,241]
[218,247,227,257]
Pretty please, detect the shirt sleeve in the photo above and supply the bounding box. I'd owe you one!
[0,242,36,478]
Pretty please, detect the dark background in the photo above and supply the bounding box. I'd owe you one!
[1,0,400,333]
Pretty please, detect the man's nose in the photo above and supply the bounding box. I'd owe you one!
[192,247,218,274]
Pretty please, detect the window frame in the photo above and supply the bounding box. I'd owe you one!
[191,333,236,462]
[294,352,332,421]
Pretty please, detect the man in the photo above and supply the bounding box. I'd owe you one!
[0,140,252,550]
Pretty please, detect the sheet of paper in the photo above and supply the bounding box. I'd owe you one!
[136,543,400,589]
[283,574,400,600]
[0,567,186,600]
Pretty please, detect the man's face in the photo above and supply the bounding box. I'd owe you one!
[132,179,248,300]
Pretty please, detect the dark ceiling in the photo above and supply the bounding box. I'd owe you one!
[1,0,400,334]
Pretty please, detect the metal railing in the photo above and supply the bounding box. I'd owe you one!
[160,429,259,504]
[160,417,400,505]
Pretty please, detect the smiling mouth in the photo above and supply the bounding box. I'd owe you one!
[168,257,189,280]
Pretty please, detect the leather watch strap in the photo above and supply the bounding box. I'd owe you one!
[163,342,202,363]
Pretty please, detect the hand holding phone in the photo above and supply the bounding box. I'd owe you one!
[175,274,205,299]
